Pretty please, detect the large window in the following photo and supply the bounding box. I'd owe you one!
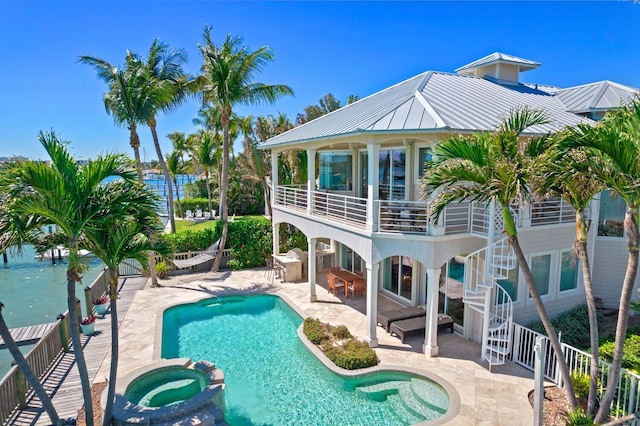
[530,254,551,296]
[418,147,433,177]
[498,263,519,302]
[319,152,352,191]
[379,149,405,200]
[560,251,579,292]
[382,255,413,301]
[598,189,626,237]
[341,245,362,274]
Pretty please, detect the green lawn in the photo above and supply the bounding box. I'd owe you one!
[173,216,264,233]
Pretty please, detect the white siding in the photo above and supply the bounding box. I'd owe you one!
[592,238,640,308]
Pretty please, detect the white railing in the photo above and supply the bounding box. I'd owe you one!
[377,200,431,234]
[442,202,471,234]
[470,201,490,235]
[511,323,640,420]
[312,192,367,229]
[530,198,576,226]
[274,186,308,211]
[464,237,515,294]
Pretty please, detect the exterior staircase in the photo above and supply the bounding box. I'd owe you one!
[463,236,516,369]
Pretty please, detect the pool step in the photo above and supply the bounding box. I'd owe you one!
[355,380,405,401]
[386,393,425,425]
[411,378,449,414]
[398,383,438,420]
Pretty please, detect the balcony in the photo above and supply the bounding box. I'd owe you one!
[274,186,577,237]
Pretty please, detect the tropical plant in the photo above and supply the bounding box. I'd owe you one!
[167,131,192,183]
[559,98,640,423]
[421,107,577,409]
[198,26,294,271]
[0,131,147,425]
[539,126,606,414]
[80,315,96,326]
[166,150,185,218]
[191,130,220,218]
[82,211,171,426]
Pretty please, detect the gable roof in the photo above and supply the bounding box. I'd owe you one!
[553,80,638,113]
[261,71,594,148]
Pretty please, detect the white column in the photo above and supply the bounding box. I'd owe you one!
[423,268,440,357]
[307,148,316,215]
[271,151,279,208]
[365,261,379,347]
[272,221,280,257]
[366,144,380,232]
[308,238,317,302]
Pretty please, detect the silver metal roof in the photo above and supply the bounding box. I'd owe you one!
[455,52,541,73]
[261,71,595,148]
[554,81,639,113]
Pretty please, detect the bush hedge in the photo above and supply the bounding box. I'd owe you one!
[526,304,603,349]
[303,318,379,370]
[599,330,640,373]
[175,198,216,218]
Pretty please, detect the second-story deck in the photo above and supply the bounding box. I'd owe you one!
[274,185,577,237]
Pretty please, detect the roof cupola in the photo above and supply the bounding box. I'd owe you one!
[455,52,540,85]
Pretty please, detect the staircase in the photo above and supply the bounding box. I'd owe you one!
[463,237,516,369]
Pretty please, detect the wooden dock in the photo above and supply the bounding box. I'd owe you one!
[0,322,57,349]
[6,276,148,425]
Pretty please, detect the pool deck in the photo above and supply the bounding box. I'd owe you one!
[97,268,536,426]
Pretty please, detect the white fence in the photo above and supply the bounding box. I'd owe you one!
[511,323,640,420]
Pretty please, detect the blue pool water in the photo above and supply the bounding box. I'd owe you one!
[162,295,449,425]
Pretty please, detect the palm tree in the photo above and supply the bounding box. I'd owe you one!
[560,100,640,423]
[422,108,578,410]
[79,55,148,181]
[1,131,145,425]
[166,150,185,218]
[192,131,220,218]
[237,116,273,217]
[198,26,294,271]
[539,129,606,415]
[167,132,192,184]
[81,212,171,426]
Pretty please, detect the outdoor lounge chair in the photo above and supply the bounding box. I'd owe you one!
[389,316,426,343]
[376,307,426,332]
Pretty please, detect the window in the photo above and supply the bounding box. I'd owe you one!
[598,189,626,237]
[319,152,352,191]
[379,149,405,200]
[418,147,433,177]
[382,255,413,301]
[341,245,362,274]
[498,263,519,302]
[530,254,551,296]
[560,251,579,292]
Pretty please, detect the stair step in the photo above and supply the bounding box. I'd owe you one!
[355,380,404,401]
[488,322,507,332]
[484,352,506,366]
[386,393,425,425]
[410,378,449,414]
[487,344,510,356]
[397,383,437,420]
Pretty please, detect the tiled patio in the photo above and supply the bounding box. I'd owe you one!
[98,268,536,425]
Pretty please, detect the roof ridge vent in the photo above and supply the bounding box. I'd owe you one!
[456,52,541,84]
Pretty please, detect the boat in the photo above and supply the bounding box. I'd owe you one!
[35,246,92,261]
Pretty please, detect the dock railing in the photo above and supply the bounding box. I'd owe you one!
[0,269,108,424]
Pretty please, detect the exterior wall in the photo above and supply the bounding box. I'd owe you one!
[592,237,640,309]
[511,224,585,324]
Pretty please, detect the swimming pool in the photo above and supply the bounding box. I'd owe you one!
[162,295,450,425]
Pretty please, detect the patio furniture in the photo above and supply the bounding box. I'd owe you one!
[437,313,454,333]
[346,277,365,299]
[327,272,345,296]
[389,316,426,343]
[377,307,426,332]
[328,267,362,296]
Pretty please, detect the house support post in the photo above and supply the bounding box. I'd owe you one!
[365,144,379,232]
[308,237,317,302]
[306,149,315,215]
[271,151,279,209]
[423,268,440,357]
[272,222,280,257]
[364,261,379,347]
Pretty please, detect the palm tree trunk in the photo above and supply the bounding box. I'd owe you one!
[206,171,213,218]
[129,124,143,182]
[595,209,640,423]
[263,181,272,218]
[212,118,230,272]
[67,255,94,425]
[149,123,176,234]
[509,236,579,410]
[102,270,119,426]
[173,176,183,218]
[0,303,60,424]
[577,240,599,415]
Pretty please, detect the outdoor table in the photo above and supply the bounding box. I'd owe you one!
[328,267,362,296]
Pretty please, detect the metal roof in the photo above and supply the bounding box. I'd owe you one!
[554,81,639,113]
[455,52,541,73]
[261,71,594,148]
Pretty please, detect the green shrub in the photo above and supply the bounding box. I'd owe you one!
[526,304,603,349]
[333,325,352,340]
[279,223,307,253]
[564,408,595,426]
[163,228,217,252]
[303,318,329,344]
[329,340,379,370]
[599,334,640,373]
[571,372,591,400]
[177,198,215,217]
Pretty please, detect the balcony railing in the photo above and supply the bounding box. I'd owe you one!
[273,186,577,236]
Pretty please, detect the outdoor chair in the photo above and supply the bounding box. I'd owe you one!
[327,272,345,296]
[346,278,365,299]
[185,210,194,219]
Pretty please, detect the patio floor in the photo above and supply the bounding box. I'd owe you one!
[101,268,536,426]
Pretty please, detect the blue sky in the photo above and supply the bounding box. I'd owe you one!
[1,1,639,160]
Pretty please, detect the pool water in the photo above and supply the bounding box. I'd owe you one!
[162,295,449,426]
[126,366,209,407]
